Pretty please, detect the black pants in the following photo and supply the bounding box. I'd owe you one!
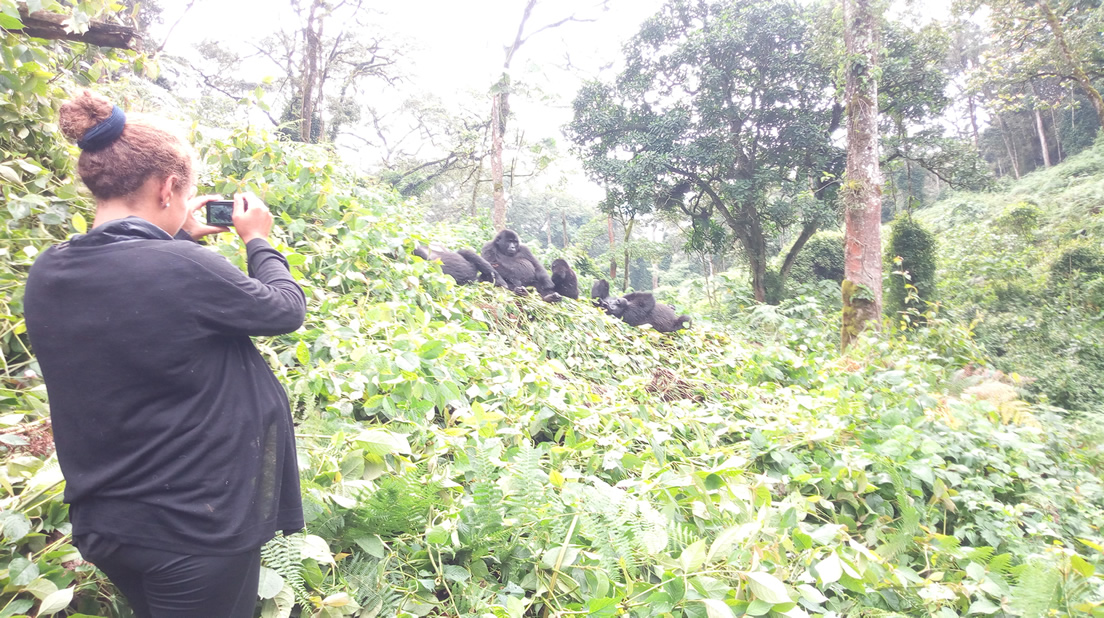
[76,533,260,618]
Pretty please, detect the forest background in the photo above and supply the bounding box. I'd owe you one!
[1,0,1103,617]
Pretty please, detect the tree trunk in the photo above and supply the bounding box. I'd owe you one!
[1034,106,1052,168]
[607,215,617,279]
[562,212,569,247]
[622,218,634,292]
[1036,0,1104,129]
[779,222,819,284]
[996,114,1021,179]
[300,0,322,143]
[490,91,507,230]
[652,263,659,291]
[1030,81,1051,168]
[470,161,482,218]
[7,6,141,49]
[967,94,981,150]
[841,0,884,349]
[1050,106,1063,162]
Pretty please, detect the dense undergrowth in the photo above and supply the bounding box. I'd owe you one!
[918,137,1104,410]
[1,11,1104,617]
[0,121,1102,617]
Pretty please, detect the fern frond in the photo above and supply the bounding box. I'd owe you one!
[1010,561,1061,617]
[261,533,309,604]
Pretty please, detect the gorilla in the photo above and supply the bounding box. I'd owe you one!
[607,292,691,333]
[550,258,579,299]
[414,246,505,286]
[591,279,613,311]
[481,229,561,301]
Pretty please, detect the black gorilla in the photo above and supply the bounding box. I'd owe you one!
[607,292,691,333]
[550,259,579,300]
[481,230,561,301]
[414,246,505,286]
[591,279,613,311]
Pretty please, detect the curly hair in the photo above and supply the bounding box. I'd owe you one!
[59,90,195,201]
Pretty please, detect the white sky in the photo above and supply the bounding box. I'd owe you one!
[152,0,961,204]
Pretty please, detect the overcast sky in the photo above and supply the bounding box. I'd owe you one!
[151,0,961,203]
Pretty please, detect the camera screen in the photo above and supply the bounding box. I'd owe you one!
[206,201,234,226]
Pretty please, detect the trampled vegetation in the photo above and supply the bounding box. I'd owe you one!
[2,1,1104,618]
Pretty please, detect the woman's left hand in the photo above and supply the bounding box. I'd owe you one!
[181,195,230,240]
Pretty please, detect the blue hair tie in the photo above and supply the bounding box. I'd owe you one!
[77,105,126,151]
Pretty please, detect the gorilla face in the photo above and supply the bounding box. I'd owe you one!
[495,230,520,257]
[606,297,627,316]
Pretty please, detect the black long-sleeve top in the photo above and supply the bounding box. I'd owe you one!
[24,217,306,555]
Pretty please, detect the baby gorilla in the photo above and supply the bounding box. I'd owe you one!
[591,279,613,311]
[414,246,505,286]
[481,229,561,302]
[607,292,691,333]
[550,258,579,299]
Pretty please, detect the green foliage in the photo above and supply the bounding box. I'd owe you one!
[787,231,845,288]
[922,137,1104,409]
[2,10,1104,618]
[886,215,938,323]
[995,201,1042,236]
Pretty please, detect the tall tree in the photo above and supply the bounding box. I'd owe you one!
[841,0,884,348]
[568,0,841,303]
[488,0,598,231]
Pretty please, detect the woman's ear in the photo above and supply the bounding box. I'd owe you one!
[158,175,179,207]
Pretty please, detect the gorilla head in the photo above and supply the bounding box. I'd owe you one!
[494,230,521,257]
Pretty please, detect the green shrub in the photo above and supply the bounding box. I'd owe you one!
[995,201,1042,235]
[886,214,938,320]
[787,231,844,287]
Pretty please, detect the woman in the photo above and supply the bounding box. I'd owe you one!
[23,90,306,617]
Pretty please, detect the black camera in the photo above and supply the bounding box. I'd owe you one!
[205,200,235,227]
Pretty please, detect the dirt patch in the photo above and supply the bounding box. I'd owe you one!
[2,420,55,457]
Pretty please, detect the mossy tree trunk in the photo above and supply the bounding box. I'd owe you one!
[841,0,884,349]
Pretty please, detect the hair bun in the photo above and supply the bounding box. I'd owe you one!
[59,90,115,143]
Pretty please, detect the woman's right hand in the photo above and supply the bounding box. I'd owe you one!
[233,192,274,244]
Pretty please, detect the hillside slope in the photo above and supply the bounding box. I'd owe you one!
[1,127,1102,618]
[917,139,1104,410]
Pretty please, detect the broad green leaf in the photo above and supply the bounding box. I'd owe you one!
[352,428,411,455]
[2,511,31,542]
[426,525,449,545]
[295,341,310,366]
[71,212,86,234]
[815,552,843,584]
[680,539,707,573]
[798,584,828,604]
[257,566,284,599]
[300,535,334,564]
[417,340,447,359]
[699,599,734,618]
[0,164,20,184]
[586,597,618,617]
[442,565,470,583]
[745,571,790,604]
[9,556,39,586]
[1070,554,1095,578]
[35,586,73,616]
[967,598,1001,615]
[744,600,772,616]
[0,599,33,618]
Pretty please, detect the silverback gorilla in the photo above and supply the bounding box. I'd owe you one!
[608,293,691,333]
[414,246,505,286]
[482,230,561,302]
[550,259,579,300]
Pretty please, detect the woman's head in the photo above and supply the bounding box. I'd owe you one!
[60,90,197,233]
